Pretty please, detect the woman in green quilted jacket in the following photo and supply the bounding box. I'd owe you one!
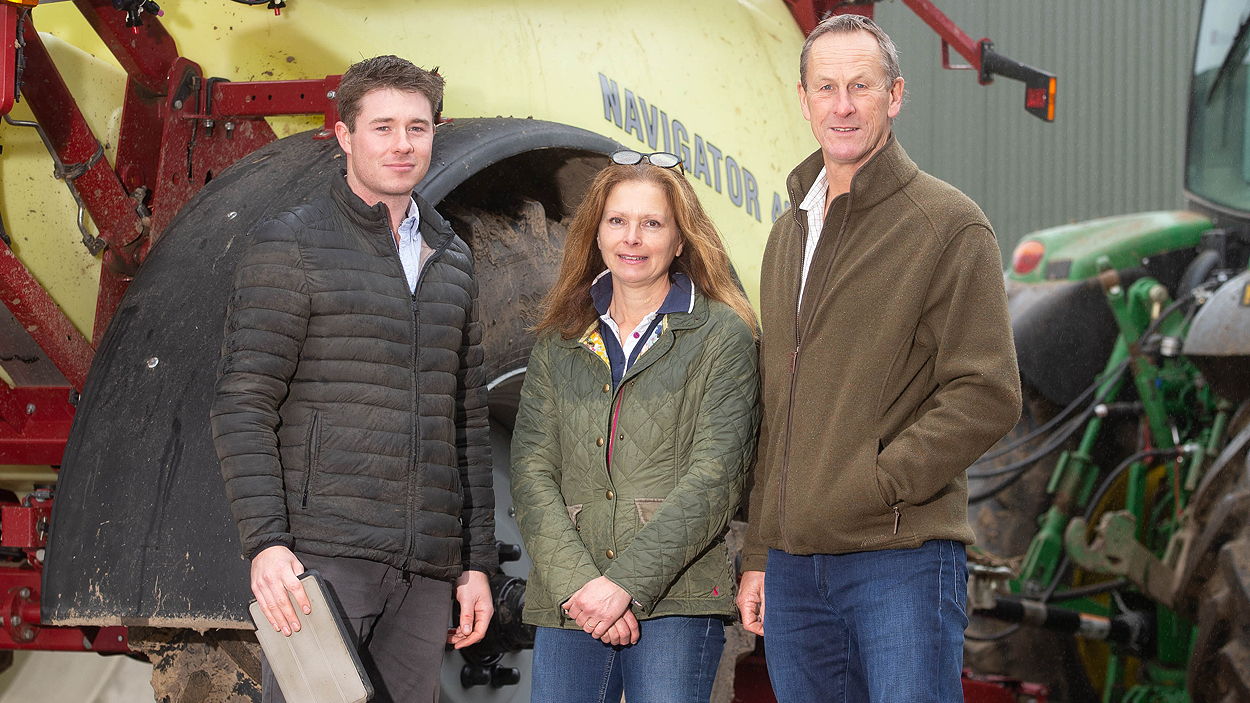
[511,150,760,703]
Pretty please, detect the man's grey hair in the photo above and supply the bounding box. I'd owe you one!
[799,14,901,88]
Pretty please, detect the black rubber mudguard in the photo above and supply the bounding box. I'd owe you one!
[43,118,617,627]
[1009,277,1120,407]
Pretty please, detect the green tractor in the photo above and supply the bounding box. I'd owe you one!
[965,1,1250,701]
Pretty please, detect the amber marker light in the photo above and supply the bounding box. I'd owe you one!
[1012,240,1045,275]
[1024,77,1057,122]
[1045,76,1057,121]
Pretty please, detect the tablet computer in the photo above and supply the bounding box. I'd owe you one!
[249,570,373,703]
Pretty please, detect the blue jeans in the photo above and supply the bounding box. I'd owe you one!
[531,615,726,703]
[763,541,968,703]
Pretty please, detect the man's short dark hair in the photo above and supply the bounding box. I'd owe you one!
[800,14,901,89]
[337,55,444,132]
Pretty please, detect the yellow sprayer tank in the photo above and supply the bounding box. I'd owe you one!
[5,1,812,341]
[0,2,813,701]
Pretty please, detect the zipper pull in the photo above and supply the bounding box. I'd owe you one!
[892,506,901,535]
[790,347,800,374]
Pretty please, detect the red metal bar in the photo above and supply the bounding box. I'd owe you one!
[115,76,170,200]
[0,568,129,652]
[18,24,148,272]
[0,386,75,466]
[1,5,18,117]
[0,243,93,391]
[0,499,51,549]
[142,58,279,245]
[0,384,24,433]
[91,266,130,348]
[899,0,983,74]
[209,77,341,120]
[962,670,1050,703]
[70,0,179,95]
[784,1,872,36]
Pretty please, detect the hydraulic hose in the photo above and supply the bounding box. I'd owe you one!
[976,596,1149,650]
[1081,448,1188,524]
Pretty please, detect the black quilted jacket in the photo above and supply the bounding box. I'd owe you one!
[211,172,496,580]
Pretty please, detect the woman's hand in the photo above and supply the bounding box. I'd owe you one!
[564,576,633,640]
[599,609,641,646]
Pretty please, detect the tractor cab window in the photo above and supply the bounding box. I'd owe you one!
[1187,0,1250,213]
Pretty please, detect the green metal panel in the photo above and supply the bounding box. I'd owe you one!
[875,1,1198,259]
[1008,210,1212,283]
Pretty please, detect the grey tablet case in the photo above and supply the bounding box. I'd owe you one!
[250,570,374,703]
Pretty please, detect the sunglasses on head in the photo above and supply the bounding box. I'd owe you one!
[610,149,684,173]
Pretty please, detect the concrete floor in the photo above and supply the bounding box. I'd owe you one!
[0,650,155,703]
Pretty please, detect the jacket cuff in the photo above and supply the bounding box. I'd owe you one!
[739,550,767,573]
[465,556,499,576]
[740,529,768,573]
[602,575,652,615]
[247,536,293,561]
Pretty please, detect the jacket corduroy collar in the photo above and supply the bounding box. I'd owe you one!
[785,135,920,224]
[330,170,455,250]
[554,287,709,348]
[589,271,695,317]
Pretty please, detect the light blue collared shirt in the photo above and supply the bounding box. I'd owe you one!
[395,198,422,293]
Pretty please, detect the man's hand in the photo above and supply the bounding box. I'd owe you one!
[598,609,641,646]
[251,545,310,637]
[736,570,765,636]
[564,576,632,640]
[448,570,493,649]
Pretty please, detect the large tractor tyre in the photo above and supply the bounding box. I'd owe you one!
[965,385,1099,703]
[41,120,618,703]
[434,182,585,703]
[1173,402,1250,703]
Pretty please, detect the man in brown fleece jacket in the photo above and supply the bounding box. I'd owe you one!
[735,14,1021,702]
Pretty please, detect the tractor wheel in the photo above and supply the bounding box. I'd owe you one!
[964,385,1098,703]
[434,187,573,703]
[1173,402,1250,703]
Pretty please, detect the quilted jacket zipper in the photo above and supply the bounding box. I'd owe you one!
[301,410,322,507]
[392,225,450,560]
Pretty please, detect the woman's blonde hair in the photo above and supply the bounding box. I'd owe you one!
[534,162,758,339]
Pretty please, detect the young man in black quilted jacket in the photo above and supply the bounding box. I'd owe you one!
[211,55,496,702]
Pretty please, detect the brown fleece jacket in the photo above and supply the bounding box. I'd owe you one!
[741,136,1021,571]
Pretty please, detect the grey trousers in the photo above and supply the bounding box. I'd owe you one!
[261,551,454,703]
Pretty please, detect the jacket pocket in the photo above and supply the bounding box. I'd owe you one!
[301,410,323,508]
[872,438,897,509]
[566,504,584,530]
[633,498,664,527]
[874,438,905,538]
[676,537,733,600]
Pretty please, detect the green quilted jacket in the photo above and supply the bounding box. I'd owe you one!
[511,294,759,628]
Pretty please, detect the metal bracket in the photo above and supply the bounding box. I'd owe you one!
[1064,511,1176,607]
